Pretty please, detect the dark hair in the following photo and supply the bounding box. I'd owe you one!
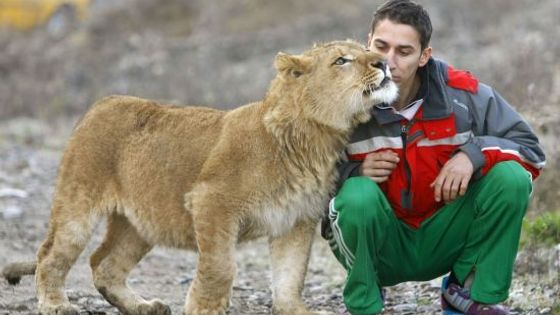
[370,0,432,50]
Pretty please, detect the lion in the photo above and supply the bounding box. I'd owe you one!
[2,40,397,315]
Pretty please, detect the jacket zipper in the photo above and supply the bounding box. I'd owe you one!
[401,120,414,209]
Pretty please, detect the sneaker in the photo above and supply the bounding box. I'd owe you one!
[441,276,510,315]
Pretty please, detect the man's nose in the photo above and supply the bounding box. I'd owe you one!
[385,50,397,68]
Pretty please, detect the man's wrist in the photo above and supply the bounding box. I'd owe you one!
[457,142,485,171]
[456,142,485,179]
[350,163,363,177]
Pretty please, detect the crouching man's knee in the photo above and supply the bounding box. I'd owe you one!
[475,161,533,220]
[333,177,389,228]
[485,161,533,198]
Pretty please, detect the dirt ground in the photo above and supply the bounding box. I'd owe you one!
[0,119,558,315]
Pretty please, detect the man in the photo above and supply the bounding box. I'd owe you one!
[322,1,546,314]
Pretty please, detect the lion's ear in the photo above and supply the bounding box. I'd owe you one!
[274,52,311,79]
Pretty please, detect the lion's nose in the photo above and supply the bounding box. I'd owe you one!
[370,60,387,71]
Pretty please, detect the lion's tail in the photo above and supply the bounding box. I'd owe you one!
[2,261,37,285]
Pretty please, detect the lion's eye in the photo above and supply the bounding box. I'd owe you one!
[334,57,349,66]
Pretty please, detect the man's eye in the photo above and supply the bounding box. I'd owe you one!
[334,57,349,65]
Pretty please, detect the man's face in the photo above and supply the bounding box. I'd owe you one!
[367,19,431,87]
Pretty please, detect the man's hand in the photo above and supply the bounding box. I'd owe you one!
[360,151,400,183]
[430,152,474,203]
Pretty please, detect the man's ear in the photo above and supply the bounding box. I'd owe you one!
[419,46,432,67]
[274,52,311,79]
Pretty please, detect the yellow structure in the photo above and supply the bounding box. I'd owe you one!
[0,0,89,30]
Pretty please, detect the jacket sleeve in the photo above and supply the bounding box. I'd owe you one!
[336,159,361,189]
[458,83,546,180]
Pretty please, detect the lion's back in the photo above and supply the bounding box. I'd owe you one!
[77,95,225,135]
[56,95,227,210]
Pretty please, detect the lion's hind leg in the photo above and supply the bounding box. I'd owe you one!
[90,213,170,315]
[35,202,99,315]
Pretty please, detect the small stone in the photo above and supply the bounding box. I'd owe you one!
[2,205,24,219]
[393,303,417,312]
[90,298,109,308]
[128,277,141,284]
[417,304,438,313]
[177,275,192,284]
[15,303,29,310]
[510,288,525,300]
[0,188,28,198]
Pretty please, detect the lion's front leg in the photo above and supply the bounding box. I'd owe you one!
[184,195,238,315]
[269,219,329,315]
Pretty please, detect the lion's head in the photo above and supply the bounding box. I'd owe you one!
[268,40,398,131]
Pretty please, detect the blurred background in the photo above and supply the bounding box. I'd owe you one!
[0,1,558,313]
[1,0,558,214]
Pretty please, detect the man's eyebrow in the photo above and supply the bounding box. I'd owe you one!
[373,38,388,46]
[398,45,415,51]
[373,39,415,51]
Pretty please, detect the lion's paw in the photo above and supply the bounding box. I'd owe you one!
[183,295,229,315]
[273,303,335,315]
[287,311,334,315]
[131,299,171,315]
[38,303,80,315]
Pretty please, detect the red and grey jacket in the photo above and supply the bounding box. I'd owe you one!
[337,58,546,229]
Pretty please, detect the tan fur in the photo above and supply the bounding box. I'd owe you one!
[2,40,397,315]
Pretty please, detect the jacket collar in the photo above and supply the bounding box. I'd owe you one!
[372,57,453,124]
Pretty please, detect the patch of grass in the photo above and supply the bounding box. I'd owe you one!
[417,297,432,306]
[520,210,560,248]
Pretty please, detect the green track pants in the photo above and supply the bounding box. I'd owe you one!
[326,161,532,315]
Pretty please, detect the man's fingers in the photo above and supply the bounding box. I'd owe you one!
[432,175,444,202]
[448,176,461,201]
[362,160,397,170]
[363,168,393,177]
[361,152,400,177]
[368,151,400,163]
[381,153,400,163]
[441,176,454,202]
[369,176,389,183]
[374,160,399,169]
[458,174,470,196]
[443,173,472,202]
[433,154,475,202]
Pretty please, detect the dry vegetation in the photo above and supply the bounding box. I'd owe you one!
[0,0,558,214]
